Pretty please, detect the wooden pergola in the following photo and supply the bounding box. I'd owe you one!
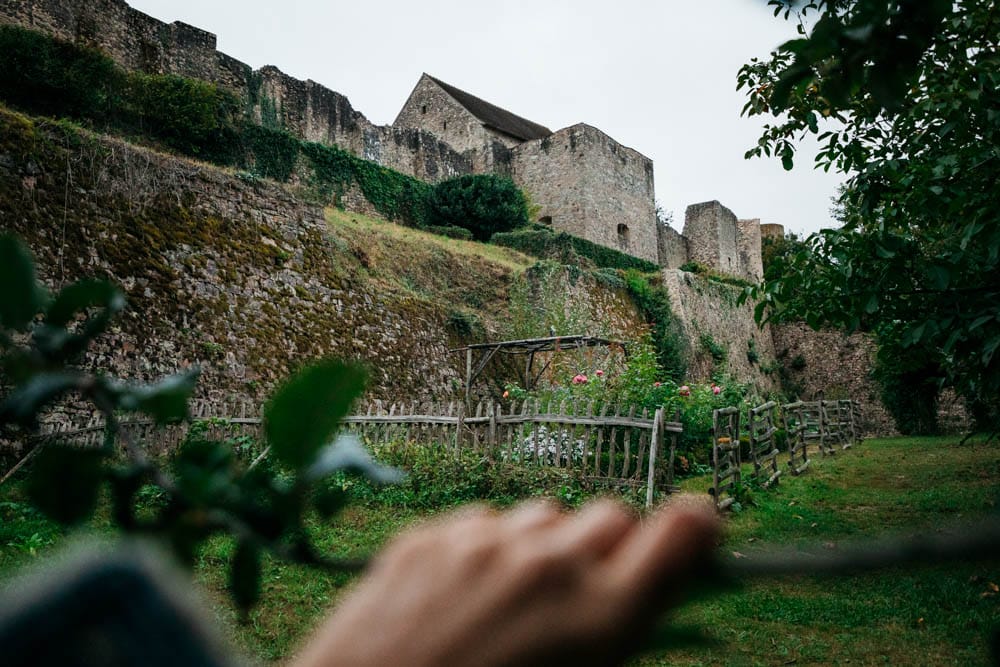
[452,335,627,404]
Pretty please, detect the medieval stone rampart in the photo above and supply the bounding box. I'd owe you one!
[0,0,472,184]
[736,218,764,282]
[683,201,739,274]
[656,223,689,269]
[0,0,776,277]
[511,124,658,264]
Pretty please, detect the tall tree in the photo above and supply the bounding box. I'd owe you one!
[739,0,1000,428]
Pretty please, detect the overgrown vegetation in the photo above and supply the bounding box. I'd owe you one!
[740,0,1000,432]
[493,226,661,272]
[622,271,689,381]
[678,261,754,288]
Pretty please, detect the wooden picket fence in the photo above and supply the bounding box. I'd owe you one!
[4,399,682,507]
[342,399,682,507]
[709,398,863,510]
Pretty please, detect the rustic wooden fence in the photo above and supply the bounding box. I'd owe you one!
[4,399,682,507]
[342,399,682,507]
[782,401,811,476]
[709,407,742,510]
[747,401,781,488]
[710,398,863,511]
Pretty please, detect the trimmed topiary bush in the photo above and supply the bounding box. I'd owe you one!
[428,174,528,242]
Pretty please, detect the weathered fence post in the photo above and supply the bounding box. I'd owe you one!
[645,407,663,508]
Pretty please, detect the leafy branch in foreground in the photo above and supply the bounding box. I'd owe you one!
[737,0,1000,429]
[0,234,399,614]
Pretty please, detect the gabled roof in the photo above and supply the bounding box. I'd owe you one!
[425,74,551,142]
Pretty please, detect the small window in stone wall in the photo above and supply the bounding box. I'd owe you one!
[443,121,448,130]
[539,216,552,225]
[617,223,630,249]
[421,105,427,114]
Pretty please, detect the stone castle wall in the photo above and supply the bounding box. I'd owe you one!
[736,218,764,282]
[657,223,689,269]
[660,270,779,391]
[683,201,739,275]
[0,0,472,184]
[511,124,658,264]
[0,0,773,277]
[770,323,894,435]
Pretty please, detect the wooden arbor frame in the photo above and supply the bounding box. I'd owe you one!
[452,335,627,405]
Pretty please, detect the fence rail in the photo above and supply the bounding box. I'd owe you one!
[6,399,682,507]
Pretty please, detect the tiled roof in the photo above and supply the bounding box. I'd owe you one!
[426,74,551,142]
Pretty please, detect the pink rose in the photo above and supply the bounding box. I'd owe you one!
[712,385,721,395]
[653,382,661,388]
[572,374,588,385]
[679,385,691,396]
[595,369,604,377]
[502,390,509,398]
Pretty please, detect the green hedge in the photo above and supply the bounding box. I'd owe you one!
[491,228,660,272]
[0,25,121,120]
[427,174,528,242]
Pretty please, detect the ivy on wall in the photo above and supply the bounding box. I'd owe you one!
[622,270,689,381]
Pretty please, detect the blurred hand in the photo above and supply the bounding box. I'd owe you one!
[293,497,718,667]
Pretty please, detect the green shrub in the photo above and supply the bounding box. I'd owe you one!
[240,124,301,181]
[492,227,661,272]
[428,174,528,241]
[341,443,589,509]
[0,25,121,120]
[622,270,688,380]
[121,73,242,160]
[421,225,472,240]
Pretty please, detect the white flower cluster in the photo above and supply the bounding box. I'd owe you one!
[508,425,586,465]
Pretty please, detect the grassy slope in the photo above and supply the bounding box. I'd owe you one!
[2,436,998,665]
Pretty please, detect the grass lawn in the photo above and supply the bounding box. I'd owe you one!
[2,435,998,665]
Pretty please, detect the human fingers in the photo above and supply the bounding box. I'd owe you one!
[502,499,564,534]
[606,496,719,610]
[553,498,637,559]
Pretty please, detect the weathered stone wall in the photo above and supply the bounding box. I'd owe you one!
[770,323,894,435]
[683,201,739,276]
[657,223,689,269]
[736,218,763,282]
[0,109,648,414]
[0,0,472,184]
[0,110,462,405]
[660,270,779,391]
[511,124,658,264]
[760,223,785,241]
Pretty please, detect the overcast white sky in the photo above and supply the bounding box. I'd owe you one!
[128,0,843,236]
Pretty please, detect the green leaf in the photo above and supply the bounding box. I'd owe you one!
[264,360,367,470]
[28,445,105,525]
[230,539,262,614]
[306,433,405,484]
[0,235,45,331]
[927,265,951,291]
[45,279,125,327]
[864,294,878,314]
[119,369,200,424]
[0,372,82,427]
[805,111,819,133]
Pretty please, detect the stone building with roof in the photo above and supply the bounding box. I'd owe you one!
[395,74,660,265]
